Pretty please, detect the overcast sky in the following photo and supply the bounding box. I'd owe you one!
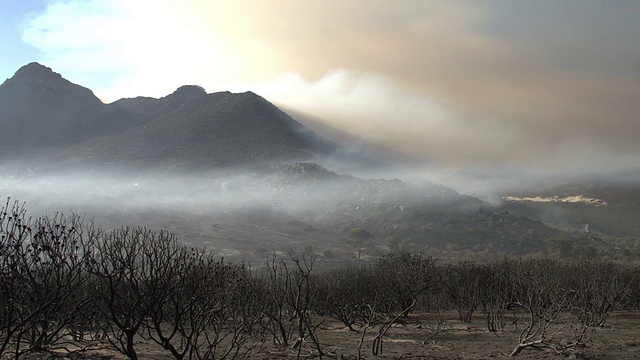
[1,0,639,172]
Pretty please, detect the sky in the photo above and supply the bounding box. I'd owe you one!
[1,0,639,173]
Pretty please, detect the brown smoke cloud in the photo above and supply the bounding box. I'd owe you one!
[24,0,640,171]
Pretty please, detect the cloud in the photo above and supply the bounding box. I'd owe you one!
[21,0,247,100]
[20,0,640,172]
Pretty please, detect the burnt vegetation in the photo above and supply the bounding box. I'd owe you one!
[2,199,640,359]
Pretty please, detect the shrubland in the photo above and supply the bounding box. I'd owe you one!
[1,198,638,359]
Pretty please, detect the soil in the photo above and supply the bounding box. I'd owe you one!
[25,310,640,360]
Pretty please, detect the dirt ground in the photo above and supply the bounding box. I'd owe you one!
[32,310,639,360]
[257,310,640,360]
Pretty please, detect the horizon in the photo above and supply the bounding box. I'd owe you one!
[1,1,639,173]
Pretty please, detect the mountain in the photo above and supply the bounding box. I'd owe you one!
[61,87,335,169]
[499,177,640,238]
[3,62,629,261]
[257,163,580,257]
[0,63,335,170]
[448,166,640,238]
[0,63,148,156]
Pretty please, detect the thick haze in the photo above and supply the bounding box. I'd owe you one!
[1,0,639,172]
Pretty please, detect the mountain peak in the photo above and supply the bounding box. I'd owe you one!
[241,90,259,97]
[12,62,62,81]
[3,62,99,104]
[0,62,106,151]
[0,62,336,166]
[170,85,207,99]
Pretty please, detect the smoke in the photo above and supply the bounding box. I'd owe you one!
[18,0,640,172]
[0,160,461,232]
[258,70,526,170]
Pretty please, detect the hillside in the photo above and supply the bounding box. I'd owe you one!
[66,89,334,169]
[257,163,600,258]
[0,62,148,155]
[448,166,640,239]
[500,179,640,238]
[2,161,620,261]
[0,63,335,170]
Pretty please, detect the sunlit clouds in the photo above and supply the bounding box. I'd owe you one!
[17,0,640,171]
[22,0,241,99]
